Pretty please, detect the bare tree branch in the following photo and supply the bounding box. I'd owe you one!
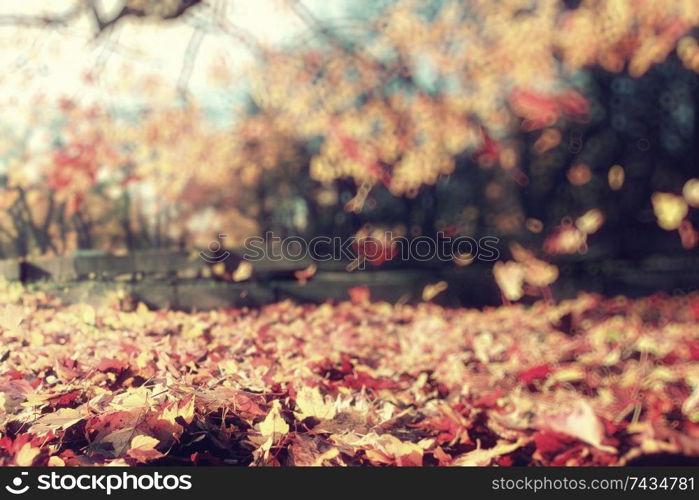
[0,0,203,35]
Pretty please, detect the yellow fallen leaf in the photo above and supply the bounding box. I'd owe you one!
[365,434,423,466]
[453,438,527,466]
[542,400,616,453]
[15,442,40,466]
[127,435,163,462]
[32,408,84,434]
[294,386,336,421]
[258,400,289,440]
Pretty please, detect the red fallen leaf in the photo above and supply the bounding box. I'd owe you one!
[472,390,505,408]
[0,434,46,459]
[54,358,81,381]
[414,413,471,445]
[339,371,398,391]
[49,390,82,408]
[6,368,28,381]
[690,299,699,320]
[96,358,129,373]
[533,430,575,454]
[687,340,699,361]
[497,455,514,466]
[519,364,553,384]
[432,446,453,466]
[549,444,587,466]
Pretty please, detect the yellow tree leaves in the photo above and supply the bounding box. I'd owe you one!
[243,0,699,194]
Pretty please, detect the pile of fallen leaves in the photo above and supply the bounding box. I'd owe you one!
[0,281,698,466]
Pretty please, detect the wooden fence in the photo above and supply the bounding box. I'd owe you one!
[1,250,698,310]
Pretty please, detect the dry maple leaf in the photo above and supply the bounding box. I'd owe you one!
[452,438,528,466]
[127,435,164,462]
[0,304,24,331]
[294,386,336,421]
[31,408,84,435]
[15,442,41,467]
[258,400,289,441]
[540,400,616,454]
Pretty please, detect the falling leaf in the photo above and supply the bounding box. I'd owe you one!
[493,261,525,301]
[544,225,587,254]
[682,178,699,207]
[608,165,625,191]
[679,220,699,250]
[576,209,604,235]
[233,261,254,282]
[348,285,370,304]
[422,281,448,301]
[652,192,688,231]
[294,263,317,285]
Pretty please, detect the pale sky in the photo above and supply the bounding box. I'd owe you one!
[0,0,349,124]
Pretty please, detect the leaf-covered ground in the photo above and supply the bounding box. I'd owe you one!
[1,284,698,466]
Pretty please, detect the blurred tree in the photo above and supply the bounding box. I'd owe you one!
[2,0,699,266]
